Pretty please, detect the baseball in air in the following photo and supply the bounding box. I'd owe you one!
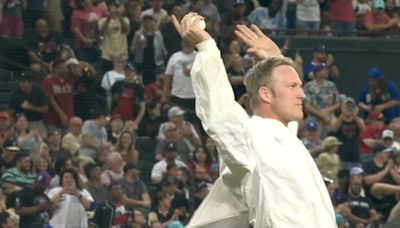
[191,16,206,30]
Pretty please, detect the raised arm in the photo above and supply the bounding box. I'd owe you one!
[172,14,255,197]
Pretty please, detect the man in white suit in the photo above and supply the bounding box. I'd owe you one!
[172,13,337,228]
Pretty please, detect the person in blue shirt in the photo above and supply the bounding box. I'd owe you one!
[303,44,340,82]
[357,67,400,123]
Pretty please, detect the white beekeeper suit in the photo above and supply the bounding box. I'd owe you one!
[187,39,337,228]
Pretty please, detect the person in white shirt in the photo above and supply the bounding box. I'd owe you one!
[171,13,336,228]
[101,56,126,109]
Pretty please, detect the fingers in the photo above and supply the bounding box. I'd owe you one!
[250,24,266,38]
[171,15,182,37]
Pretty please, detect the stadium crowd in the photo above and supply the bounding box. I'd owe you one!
[0,0,399,227]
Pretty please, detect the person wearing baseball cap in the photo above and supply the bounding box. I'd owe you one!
[359,111,387,158]
[316,136,342,184]
[382,129,400,151]
[356,67,400,123]
[303,44,340,82]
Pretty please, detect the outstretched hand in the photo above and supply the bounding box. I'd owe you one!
[171,13,212,46]
[234,24,282,60]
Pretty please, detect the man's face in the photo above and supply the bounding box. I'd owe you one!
[315,67,329,79]
[18,80,31,93]
[35,19,49,37]
[110,184,124,201]
[48,133,61,146]
[234,4,246,16]
[350,181,362,195]
[314,52,327,62]
[55,63,68,78]
[268,65,305,124]
[17,156,31,173]
[164,150,177,160]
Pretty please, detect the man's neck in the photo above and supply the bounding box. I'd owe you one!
[18,168,28,176]
[89,178,101,186]
[124,175,136,183]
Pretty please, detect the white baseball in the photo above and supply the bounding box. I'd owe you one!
[190,16,206,30]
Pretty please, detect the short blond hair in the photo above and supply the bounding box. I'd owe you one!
[244,57,295,109]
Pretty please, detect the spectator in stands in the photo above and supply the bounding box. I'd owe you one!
[382,129,400,151]
[330,0,356,34]
[101,152,124,186]
[71,0,107,63]
[23,0,44,28]
[304,63,341,136]
[158,107,201,152]
[363,145,400,219]
[80,109,111,159]
[107,115,124,144]
[200,0,220,36]
[115,130,139,164]
[145,69,164,103]
[153,193,181,227]
[14,113,42,152]
[226,53,247,100]
[160,3,183,60]
[187,146,212,183]
[162,40,197,110]
[48,130,71,161]
[363,0,399,36]
[359,111,386,162]
[151,142,187,184]
[25,18,63,76]
[0,0,26,38]
[295,0,321,33]
[98,0,130,72]
[248,0,287,31]
[111,63,146,129]
[204,136,218,164]
[47,168,94,228]
[42,60,75,130]
[0,140,17,173]
[44,0,63,32]
[32,155,51,176]
[7,171,52,227]
[9,71,48,138]
[220,0,249,42]
[126,0,142,46]
[50,158,74,188]
[330,97,365,169]
[316,136,342,184]
[303,44,340,82]
[85,163,108,204]
[340,177,380,227]
[101,55,127,110]
[357,67,400,123]
[301,120,323,157]
[141,0,168,28]
[0,110,12,149]
[130,15,167,85]
[1,152,36,189]
[62,117,83,158]
[138,100,162,139]
[120,163,151,216]
[156,176,188,222]
[92,182,131,227]
[0,212,16,227]
[222,39,243,68]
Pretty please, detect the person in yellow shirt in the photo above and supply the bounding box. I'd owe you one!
[317,136,342,185]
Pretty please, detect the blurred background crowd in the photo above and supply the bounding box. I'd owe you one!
[0,0,399,227]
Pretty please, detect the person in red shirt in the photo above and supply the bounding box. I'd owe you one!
[145,69,164,104]
[42,60,75,130]
[330,0,356,34]
[111,63,145,130]
[363,0,399,36]
[71,0,107,63]
[359,111,387,162]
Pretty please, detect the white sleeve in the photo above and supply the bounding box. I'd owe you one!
[151,163,164,179]
[191,40,255,199]
[47,187,62,199]
[80,189,94,202]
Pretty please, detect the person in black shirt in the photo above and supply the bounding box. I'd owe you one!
[9,72,48,139]
[330,97,365,170]
[341,178,379,227]
[6,172,53,228]
[0,139,18,174]
[363,145,400,219]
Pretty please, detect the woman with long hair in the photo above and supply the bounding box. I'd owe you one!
[187,146,212,183]
[115,130,139,164]
[47,168,94,228]
[32,155,52,174]
[14,113,42,152]
[130,15,167,85]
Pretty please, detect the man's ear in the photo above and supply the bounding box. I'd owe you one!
[258,86,273,104]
